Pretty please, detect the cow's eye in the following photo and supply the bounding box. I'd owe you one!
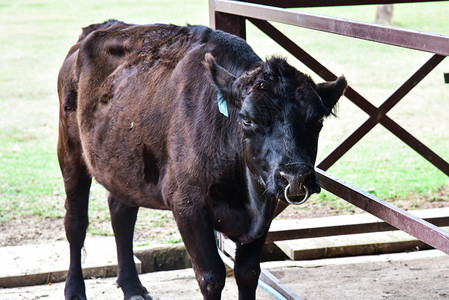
[242,118,254,127]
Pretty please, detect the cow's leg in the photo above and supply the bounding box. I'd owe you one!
[233,232,268,300]
[177,224,226,300]
[172,196,226,300]
[108,195,151,300]
[58,145,92,300]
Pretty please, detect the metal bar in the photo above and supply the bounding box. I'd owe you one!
[210,0,247,37]
[216,0,449,56]
[214,13,247,38]
[218,247,298,300]
[217,236,300,299]
[267,214,449,243]
[209,0,216,29]
[316,168,449,254]
[248,18,335,80]
[259,268,303,300]
[249,19,379,115]
[380,117,449,176]
[211,1,449,298]
[377,54,445,114]
[242,0,449,8]
[250,19,449,174]
[319,111,449,175]
[319,54,445,170]
[248,19,373,170]
[318,117,376,170]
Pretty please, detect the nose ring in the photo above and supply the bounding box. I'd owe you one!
[284,184,309,205]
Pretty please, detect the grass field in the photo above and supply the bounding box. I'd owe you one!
[0,1,448,231]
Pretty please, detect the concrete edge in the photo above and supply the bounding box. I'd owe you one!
[1,240,445,288]
[133,243,191,273]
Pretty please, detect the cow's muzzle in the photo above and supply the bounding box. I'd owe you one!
[279,170,320,205]
[284,183,309,205]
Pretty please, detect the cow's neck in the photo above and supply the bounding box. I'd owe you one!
[239,167,274,244]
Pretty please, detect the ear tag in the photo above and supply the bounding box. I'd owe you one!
[216,92,229,117]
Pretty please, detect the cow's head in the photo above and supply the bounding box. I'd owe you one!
[205,53,347,204]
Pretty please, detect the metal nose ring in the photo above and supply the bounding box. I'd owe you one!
[284,184,309,205]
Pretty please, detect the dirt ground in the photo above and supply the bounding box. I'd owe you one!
[1,185,448,247]
[1,188,448,299]
[1,250,448,299]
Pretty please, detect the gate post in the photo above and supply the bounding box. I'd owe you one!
[209,0,246,39]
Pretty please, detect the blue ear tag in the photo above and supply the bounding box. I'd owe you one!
[216,92,229,117]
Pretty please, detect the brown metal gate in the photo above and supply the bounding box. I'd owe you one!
[210,0,449,298]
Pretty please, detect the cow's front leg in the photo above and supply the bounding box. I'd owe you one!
[234,232,268,300]
[108,195,151,300]
[172,194,226,300]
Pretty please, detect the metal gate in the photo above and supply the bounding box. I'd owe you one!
[210,0,449,298]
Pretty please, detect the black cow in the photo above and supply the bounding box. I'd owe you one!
[57,20,346,300]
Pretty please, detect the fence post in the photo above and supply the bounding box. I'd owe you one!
[209,0,246,39]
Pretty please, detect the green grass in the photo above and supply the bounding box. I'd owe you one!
[0,0,209,224]
[0,1,448,233]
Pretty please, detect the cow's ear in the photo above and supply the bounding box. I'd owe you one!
[316,76,347,116]
[204,53,240,108]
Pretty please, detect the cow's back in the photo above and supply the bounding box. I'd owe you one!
[71,23,260,209]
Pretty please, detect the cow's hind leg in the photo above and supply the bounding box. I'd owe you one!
[59,149,92,300]
[108,195,152,300]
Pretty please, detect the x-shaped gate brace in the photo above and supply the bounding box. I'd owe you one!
[248,19,448,175]
[211,0,449,299]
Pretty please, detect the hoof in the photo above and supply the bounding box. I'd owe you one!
[124,286,152,300]
[65,291,87,300]
[126,295,152,300]
[65,274,87,300]
[66,296,87,300]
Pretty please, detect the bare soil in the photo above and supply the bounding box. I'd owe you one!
[1,250,448,299]
[1,186,448,247]
[1,187,448,300]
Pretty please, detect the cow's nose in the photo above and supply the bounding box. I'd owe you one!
[279,170,312,205]
[279,170,312,187]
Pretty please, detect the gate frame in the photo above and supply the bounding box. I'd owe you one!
[209,0,449,299]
